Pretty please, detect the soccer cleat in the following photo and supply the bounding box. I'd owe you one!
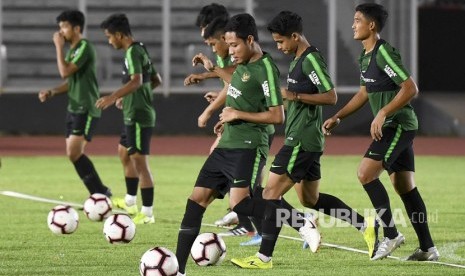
[362,216,380,258]
[133,212,155,224]
[301,213,317,249]
[405,247,440,261]
[112,197,138,215]
[218,225,255,237]
[231,255,272,269]
[298,214,321,253]
[214,209,239,227]
[104,188,113,198]
[371,232,405,260]
[240,233,262,246]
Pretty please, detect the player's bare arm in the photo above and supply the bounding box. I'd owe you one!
[283,88,337,106]
[53,32,79,79]
[322,86,368,135]
[198,85,227,127]
[151,73,162,90]
[38,82,68,102]
[184,72,216,86]
[95,74,142,109]
[192,53,234,83]
[220,105,284,125]
[369,77,418,141]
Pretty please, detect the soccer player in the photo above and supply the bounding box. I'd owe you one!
[38,10,111,198]
[174,14,317,275]
[322,3,439,261]
[96,14,162,225]
[189,7,262,243]
[231,11,379,269]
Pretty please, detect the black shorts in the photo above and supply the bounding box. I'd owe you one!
[195,148,266,199]
[65,112,99,142]
[270,144,322,183]
[119,124,153,155]
[364,125,416,174]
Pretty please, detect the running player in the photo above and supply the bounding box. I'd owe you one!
[38,10,111,198]
[322,3,439,261]
[96,13,162,225]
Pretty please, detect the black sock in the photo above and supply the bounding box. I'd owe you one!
[259,199,282,257]
[73,154,106,194]
[281,197,305,217]
[251,186,264,235]
[176,199,206,274]
[364,179,398,238]
[400,187,434,251]
[140,187,153,207]
[237,214,254,232]
[125,177,139,196]
[313,193,365,230]
[232,197,269,220]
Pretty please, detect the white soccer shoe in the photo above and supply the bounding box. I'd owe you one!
[298,214,321,253]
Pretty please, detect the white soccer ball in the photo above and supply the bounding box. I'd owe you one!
[103,214,136,244]
[139,247,179,276]
[83,193,112,221]
[190,232,226,266]
[47,205,79,234]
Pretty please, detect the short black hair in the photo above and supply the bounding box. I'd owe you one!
[224,13,259,42]
[355,3,388,32]
[267,11,303,37]
[203,15,229,39]
[100,13,132,36]
[196,3,229,28]
[56,10,85,32]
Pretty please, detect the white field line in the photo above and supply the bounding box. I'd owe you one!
[2,191,464,269]
[1,190,84,209]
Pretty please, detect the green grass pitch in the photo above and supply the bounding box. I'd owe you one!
[1,155,465,275]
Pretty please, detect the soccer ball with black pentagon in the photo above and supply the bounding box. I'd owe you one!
[139,246,179,276]
[83,193,112,221]
[190,232,226,266]
[103,214,136,244]
[47,205,79,234]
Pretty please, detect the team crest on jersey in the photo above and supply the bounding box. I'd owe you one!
[262,81,270,97]
[227,85,242,99]
[241,72,250,82]
[384,65,397,78]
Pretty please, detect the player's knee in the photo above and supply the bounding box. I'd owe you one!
[299,195,318,208]
[262,186,281,200]
[66,150,81,162]
[357,170,375,184]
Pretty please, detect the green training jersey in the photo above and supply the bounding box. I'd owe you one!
[285,46,334,152]
[122,42,156,127]
[217,53,283,154]
[359,39,418,130]
[216,54,234,68]
[65,39,101,118]
[216,54,275,138]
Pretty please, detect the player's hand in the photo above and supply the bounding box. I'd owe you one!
[322,116,341,135]
[95,95,117,110]
[280,87,289,99]
[213,121,224,135]
[115,98,123,110]
[184,74,204,86]
[53,32,65,48]
[38,89,52,102]
[371,111,386,141]
[219,107,238,123]
[192,53,214,71]
[204,91,218,103]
